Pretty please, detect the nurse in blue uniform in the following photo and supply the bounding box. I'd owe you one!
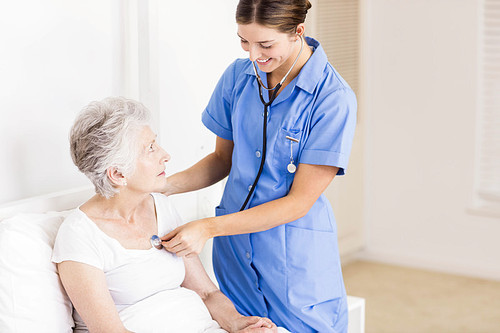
[162,1,357,332]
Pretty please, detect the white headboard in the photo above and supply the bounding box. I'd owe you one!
[0,186,94,221]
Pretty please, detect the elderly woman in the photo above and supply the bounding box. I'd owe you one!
[51,97,278,333]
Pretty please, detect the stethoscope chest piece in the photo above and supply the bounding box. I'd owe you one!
[150,235,163,250]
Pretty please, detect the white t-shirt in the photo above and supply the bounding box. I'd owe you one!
[52,193,224,333]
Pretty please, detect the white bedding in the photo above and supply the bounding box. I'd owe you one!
[118,287,226,333]
[0,189,292,333]
[0,199,226,333]
[0,212,74,333]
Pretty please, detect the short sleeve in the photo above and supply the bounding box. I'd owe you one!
[151,193,184,235]
[201,60,242,141]
[51,213,104,270]
[300,87,357,175]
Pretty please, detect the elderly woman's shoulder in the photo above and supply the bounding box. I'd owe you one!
[150,193,176,213]
[53,208,98,249]
[62,207,88,224]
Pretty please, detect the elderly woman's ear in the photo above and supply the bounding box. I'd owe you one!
[106,167,127,187]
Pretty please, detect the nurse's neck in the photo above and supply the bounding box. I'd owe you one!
[268,39,313,96]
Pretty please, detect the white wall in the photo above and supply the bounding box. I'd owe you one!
[0,0,243,277]
[155,0,245,222]
[361,0,500,280]
[0,0,122,203]
[153,0,244,278]
[0,0,243,211]
[4,0,498,283]
[0,0,244,283]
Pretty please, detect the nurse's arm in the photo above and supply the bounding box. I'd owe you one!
[219,163,339,234]
[163,163,337,256]
[57,261,132,332]
[162,136,233,196]
[181,255,277,332]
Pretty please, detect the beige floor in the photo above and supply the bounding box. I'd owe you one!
[342,260,500,333]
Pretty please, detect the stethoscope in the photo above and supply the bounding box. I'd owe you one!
[239,35,305,211]
[150,235,163,249]
[150,37,306,248]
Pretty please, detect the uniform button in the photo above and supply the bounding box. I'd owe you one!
[245,252,251,259]
[255,282,259,288]
[248,185,252,191]
[255,151,261,158]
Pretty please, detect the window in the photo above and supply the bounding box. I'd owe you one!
[308,0,360,95]
[473,0,500,216]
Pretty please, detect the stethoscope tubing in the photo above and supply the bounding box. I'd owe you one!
[239,83,281,211]
[239,36,304,212]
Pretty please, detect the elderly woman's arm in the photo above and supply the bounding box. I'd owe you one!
[57,261,132,333]
[181,255,276,332]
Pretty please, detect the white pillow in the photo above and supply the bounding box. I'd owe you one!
[0,212,74,333]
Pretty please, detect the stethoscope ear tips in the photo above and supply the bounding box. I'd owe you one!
[150,235,163,249]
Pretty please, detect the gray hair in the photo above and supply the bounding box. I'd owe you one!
[70,97,151,198]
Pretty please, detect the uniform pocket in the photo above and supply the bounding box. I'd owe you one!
[285,225,343,317]
[215,206,226,217]
[273,128,302,176]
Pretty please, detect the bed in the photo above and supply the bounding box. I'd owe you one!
[0,187,94,332]
[0,187,365,332]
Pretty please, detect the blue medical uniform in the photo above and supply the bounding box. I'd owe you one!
[202,37,356,333]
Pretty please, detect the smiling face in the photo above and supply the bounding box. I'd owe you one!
[238,22,300,74]
[125,126,170,194]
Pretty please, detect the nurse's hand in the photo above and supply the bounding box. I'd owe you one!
[161,218,213,257]
[233,316,278,333]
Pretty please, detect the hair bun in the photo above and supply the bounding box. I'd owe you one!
[305,0,312,11]
[236,0,312,34]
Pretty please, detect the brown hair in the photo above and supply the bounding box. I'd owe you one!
[236,0,312,34]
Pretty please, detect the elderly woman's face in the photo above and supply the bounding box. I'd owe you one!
[126,126,170,193]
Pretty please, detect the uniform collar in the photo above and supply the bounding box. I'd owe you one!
[295,37,327,94]
[243,37,327,95]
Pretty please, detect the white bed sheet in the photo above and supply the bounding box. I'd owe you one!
[0,188,292,333]
[118,287,225,333]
